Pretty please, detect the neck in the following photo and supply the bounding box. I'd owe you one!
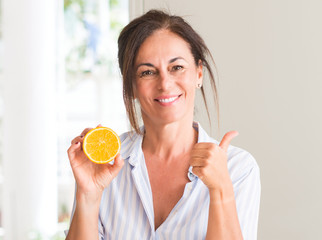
[142,119,198,162]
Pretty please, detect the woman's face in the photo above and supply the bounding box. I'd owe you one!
[134,29,203,126]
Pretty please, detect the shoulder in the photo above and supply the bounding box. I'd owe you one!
[197,122,259,181]
[227,144,258,168]
[119,130,132,142]
[119,129,143,160]
[226,144,259,181]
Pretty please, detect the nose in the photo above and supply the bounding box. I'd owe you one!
[157,69,172,91]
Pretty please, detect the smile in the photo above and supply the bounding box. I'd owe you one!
[157,96,178,103]
[154,95,182,105]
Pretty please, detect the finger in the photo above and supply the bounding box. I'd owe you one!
[113,153,124,167]
[193,142,215,149]
[67,141,81,158]
[191,166,205,180]
[96,124,103,128]
[190,157,208,167]
[219,131,239,152]
[71,136,84,145]
[190,151,211,163]
[108,153,124,177]
[80,128,92,137]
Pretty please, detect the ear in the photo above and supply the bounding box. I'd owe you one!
[196,60,203,86]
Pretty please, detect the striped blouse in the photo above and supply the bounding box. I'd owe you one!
[69,122,261,240]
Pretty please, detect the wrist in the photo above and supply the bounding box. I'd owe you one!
[76,188,103,208]
[208,184,235,204]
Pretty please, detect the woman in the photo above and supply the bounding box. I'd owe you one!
[66,10,260,240]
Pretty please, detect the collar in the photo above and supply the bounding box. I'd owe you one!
[120,122,215,179]
[120,126,144,167]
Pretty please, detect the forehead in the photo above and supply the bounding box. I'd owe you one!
[135,29,193,64]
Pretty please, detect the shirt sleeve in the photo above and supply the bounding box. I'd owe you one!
[232,154,261,240]
[98,213,105,239]
[64,187,77,237]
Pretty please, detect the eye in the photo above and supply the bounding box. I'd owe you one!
[140,70,155,77]
[172,65,184,71]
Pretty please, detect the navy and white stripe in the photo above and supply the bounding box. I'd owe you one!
[69,122,261,240]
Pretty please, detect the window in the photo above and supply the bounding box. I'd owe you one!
[0,0,129,239]
[57,0,129,234]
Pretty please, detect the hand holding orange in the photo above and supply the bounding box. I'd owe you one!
[68,126,124,195]
[83,127,121,164]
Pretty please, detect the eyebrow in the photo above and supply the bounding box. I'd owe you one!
[169,57,185,63]
[136,57,186,70]
[136,63,155,69]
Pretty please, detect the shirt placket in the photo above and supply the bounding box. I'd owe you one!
[130,153,155,235]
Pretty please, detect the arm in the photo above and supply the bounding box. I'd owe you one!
[190,131,244,240]
[66,126,124,240]
[206,156,260,240]
[205,184,243,240]
[66,191,102,240]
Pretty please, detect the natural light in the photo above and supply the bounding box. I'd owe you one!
[0,0,129,239]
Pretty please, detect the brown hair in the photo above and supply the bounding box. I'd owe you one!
[118,9,218,134]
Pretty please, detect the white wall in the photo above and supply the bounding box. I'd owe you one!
[134,0,322,239]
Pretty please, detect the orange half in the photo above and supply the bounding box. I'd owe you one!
[83,127,121,164]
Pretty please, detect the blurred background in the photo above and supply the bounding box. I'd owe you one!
[0,0,321,240]
[0,0,129,239]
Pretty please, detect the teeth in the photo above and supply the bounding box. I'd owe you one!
[158,96,178,103]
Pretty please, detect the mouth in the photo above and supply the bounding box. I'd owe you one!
[154,94,182,104]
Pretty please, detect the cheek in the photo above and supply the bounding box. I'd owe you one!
[136,82,148,94]
[181,74,198,92]
[135,82,154,102]
[135,80,146,94]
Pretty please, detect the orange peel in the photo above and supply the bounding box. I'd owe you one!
[83,127,121,164]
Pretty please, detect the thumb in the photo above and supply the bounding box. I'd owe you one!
[96,124,103,128]
[219,131,239,152]
[109,153,124,177]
